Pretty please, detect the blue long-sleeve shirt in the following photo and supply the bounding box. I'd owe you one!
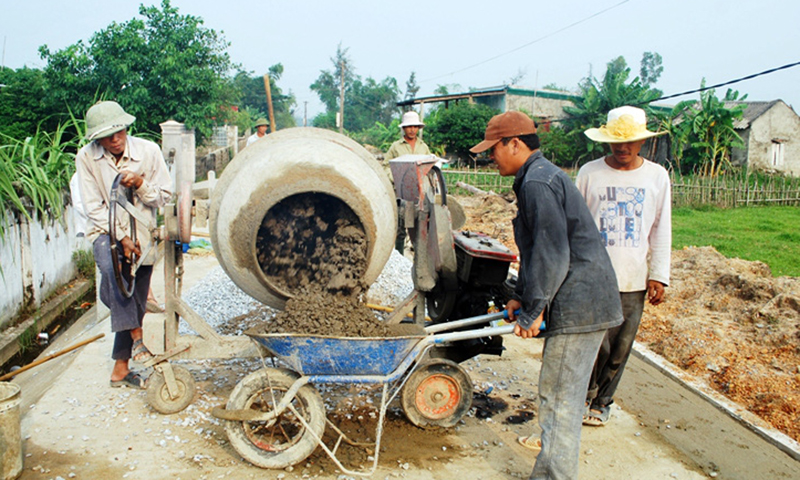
[512,151,623,335]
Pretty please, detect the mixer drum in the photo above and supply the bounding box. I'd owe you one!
[209,127,397,309]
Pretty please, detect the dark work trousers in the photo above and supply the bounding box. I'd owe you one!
[93,235,153,360]
[585,290,646,407]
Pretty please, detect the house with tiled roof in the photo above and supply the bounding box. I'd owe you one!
[726,100,800,176]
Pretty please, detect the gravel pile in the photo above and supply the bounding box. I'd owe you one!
[182,250,414,335]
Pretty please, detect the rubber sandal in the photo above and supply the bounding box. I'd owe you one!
[110,371,146,389]
[583,405,610,426]
[132,339,154,362]
[517,436,542,452]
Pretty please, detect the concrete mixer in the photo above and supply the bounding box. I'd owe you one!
[125,126,515,415]
[209,128,398,309]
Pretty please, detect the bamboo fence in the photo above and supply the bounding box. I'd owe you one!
[442,169,800,208]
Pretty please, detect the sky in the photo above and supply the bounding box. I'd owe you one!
[2,0,799,122]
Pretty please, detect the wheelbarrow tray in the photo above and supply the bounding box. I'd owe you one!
[245,329,425,376]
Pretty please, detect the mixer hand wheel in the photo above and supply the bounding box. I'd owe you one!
[108,173,139,298]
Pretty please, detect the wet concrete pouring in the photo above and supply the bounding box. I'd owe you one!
[251,192,418,338]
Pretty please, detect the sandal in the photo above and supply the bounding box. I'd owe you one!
[517,436,542,452]
[132,339,154,362]
[583,404,610,426]
[110,371,146,389]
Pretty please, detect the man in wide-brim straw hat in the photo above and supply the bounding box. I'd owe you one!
[76,100,172,389]
[576,105,672,427]
[246,117,270,146]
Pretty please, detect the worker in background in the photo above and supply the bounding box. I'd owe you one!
[470,111,623,480]
[76,101,172,389]
[385,110,431,160]
[385,110,431,253]
[246,117,270,146]
[577,105,671,426]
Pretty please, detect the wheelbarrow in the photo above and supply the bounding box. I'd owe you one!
[212,309,526,476]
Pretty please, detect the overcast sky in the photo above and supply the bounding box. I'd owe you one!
[2,0,799,121]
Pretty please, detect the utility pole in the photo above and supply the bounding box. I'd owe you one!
[338,59,345,134]
[263,74,276,132]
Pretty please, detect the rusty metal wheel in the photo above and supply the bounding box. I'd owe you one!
[224,368,325,469]
[401,358,473,428]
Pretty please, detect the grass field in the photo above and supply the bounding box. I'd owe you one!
[673,205,800,277]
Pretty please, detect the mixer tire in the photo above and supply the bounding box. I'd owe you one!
[401,359,473,429]
[224,368,325,469]
[147,365,195,414]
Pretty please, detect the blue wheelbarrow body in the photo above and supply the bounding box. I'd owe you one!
[246,332,426,377]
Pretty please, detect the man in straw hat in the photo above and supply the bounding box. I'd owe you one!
[577,105,671,426]
[246,117,270,146]
[76,100,172,389]
[470,111,623,479]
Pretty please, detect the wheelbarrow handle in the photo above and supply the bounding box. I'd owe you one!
[424,309,522,334]
[429,324,516,344]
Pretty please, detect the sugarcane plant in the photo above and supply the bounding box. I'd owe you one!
[0,118,81,239]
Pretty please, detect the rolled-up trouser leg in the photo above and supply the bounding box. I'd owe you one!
[93,235,153,360]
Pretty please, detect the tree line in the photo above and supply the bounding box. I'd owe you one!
[0,0,748,179]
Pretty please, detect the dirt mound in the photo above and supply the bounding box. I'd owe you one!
[638,246,800,440]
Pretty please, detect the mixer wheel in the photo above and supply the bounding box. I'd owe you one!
[401,359,473,428]
[147,365,195,414]
[225,368,325,469]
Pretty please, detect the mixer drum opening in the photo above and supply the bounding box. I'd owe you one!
[256,192,368,297]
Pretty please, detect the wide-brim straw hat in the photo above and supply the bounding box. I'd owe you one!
[85,101,136,141]
[584,106,666,143]
[399,111,425,128]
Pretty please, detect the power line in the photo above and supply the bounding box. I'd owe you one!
[651,60,800,103]
[540,60,800,126]
[420,0,630,83]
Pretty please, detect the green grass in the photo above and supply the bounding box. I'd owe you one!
[673,205,800,277]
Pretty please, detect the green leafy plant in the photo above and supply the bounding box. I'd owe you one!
[424,102,499,165]
[0,119,79,238]
[39,0,239,141]
[72,249,96,280]
[664,84,746,177]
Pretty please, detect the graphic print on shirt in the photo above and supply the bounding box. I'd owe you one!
[597,186,645,248]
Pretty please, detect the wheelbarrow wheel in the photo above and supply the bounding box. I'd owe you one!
[147,365,195,414]
[401,358,473,429]
[225,367,325,469]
